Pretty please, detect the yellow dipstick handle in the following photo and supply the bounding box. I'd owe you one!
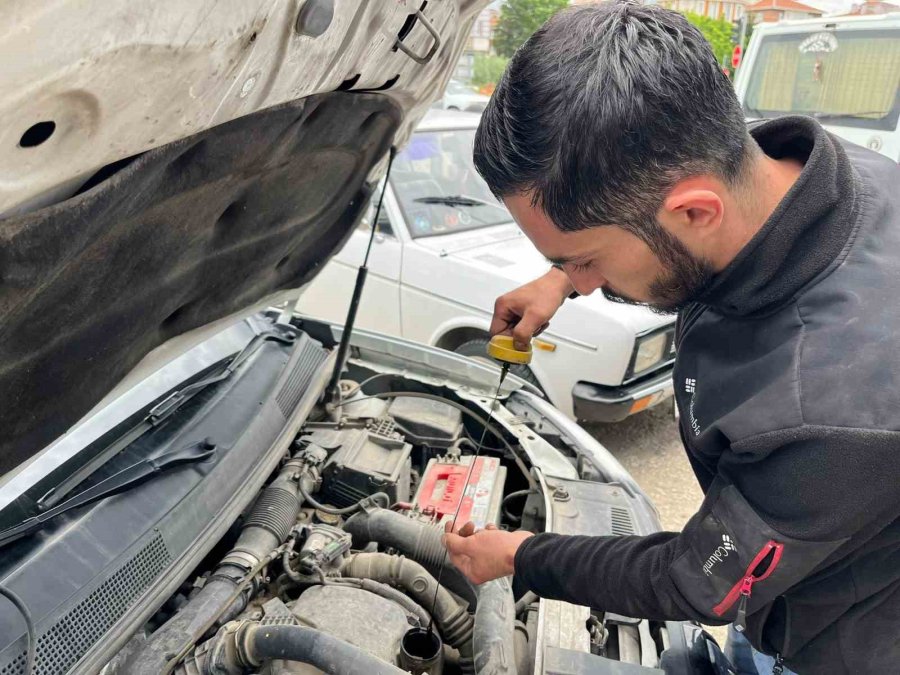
[487,335,533,365]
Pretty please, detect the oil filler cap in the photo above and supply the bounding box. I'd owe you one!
[487,334,532,365]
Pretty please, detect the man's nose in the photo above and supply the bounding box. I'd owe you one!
[568,270,604,297]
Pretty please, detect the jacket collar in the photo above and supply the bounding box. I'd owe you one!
[697,116,858,317]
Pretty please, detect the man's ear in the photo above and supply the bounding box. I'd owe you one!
[661,177,725,238]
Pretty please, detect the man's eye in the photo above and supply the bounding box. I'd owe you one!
[570,260,593,273]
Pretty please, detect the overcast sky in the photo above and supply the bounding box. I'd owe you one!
[805,0,858,14]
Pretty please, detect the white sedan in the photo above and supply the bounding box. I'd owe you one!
[298,110,676,422]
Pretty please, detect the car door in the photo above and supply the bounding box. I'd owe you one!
[295,187,404,335]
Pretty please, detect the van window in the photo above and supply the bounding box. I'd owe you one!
[743,28,900,131]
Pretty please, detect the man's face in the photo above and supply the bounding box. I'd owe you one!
[503,193,714,314]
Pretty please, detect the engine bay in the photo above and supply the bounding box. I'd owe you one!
[84,347,725,675]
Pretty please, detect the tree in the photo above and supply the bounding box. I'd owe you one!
[681,12,733,67]
[472,54,509,89]
[493,0,569,58]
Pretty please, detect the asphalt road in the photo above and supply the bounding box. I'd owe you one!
[585,402,701,533]
[585,403,730,648]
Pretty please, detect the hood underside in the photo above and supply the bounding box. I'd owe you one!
[0,92,400,473]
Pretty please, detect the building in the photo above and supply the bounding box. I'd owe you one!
[656,0,748,22]
[745,0,823,23]
[845,0,900,14]
[454,6,499,81]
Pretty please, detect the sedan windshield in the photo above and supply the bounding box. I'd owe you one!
[392,128,512,238]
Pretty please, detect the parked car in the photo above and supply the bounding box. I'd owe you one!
[298,110,676,423]
[734,12,900,161]
[0,3,725,675]
[437,79,490,112]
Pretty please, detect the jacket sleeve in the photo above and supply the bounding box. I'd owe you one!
[513,431,893,623]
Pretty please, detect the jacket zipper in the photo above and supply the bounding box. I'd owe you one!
[712,539,784,633]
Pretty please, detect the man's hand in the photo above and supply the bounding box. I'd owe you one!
[491,267,574,350]
[442,521,534,584]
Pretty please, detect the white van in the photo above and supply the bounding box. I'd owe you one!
[734,13,900,161]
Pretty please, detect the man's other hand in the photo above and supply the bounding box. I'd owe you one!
[442,521,534,584]
[490,268,574,350]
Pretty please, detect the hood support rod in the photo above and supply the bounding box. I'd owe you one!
[326,147,396,402]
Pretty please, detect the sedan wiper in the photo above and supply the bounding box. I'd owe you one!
[413,194,498,208]
[36,328,296,511]
[0,440,216,548]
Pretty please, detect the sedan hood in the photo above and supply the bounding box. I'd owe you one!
[416,225,675,335]
[0,1,486,474]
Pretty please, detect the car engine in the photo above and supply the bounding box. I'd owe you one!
[102,370,723,675]
[106,376,523,675]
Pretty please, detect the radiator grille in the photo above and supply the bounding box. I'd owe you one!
[1,534,170,675]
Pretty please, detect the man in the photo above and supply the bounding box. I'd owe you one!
[442,3,900,674]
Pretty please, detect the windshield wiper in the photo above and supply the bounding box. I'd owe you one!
[413,194,499,208]
[813,111,887,120]
[0,440,216,549]
[36,328,296,512]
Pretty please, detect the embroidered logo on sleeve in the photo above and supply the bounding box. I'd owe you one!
[684,376,701,435]
[703,534,738,577]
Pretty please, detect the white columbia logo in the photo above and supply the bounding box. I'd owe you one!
[685,377,696,394]
[702,534,738,576]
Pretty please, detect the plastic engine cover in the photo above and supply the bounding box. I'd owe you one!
[414,456,506,528]
[275,585,412,674]
[387,396,463,447]
[302,427,413,507]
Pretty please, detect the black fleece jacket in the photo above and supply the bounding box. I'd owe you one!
[513,117,900,674]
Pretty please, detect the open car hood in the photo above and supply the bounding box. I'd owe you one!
[0,0,487,474]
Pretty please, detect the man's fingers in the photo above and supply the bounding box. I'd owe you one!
[512,311,546,350]
[457,521,477,537]
[485,523,498,530]
[490,299,520,336]
[443,531,472,556]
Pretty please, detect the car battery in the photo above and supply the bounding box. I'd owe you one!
[414,456,506,529]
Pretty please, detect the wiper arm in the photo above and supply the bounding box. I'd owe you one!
[0,440,216,549]
[813,111,886,120]
[413,194,498,208]
[37,328,296,511]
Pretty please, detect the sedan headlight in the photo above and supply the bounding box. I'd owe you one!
[628,329,675,379]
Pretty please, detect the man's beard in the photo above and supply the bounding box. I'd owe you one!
[602,221,716,315]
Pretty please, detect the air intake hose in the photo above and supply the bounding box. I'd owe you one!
[343,507,475,603]
[123,461,305,674]
[473,577,519,675]
[190,621,409,675]
[342,553,474,659]
[217,462,305,579]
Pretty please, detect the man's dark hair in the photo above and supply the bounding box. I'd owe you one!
[474,1,752,235]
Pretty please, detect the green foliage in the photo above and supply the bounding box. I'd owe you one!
[472,54,509,88]
[682,12,734,66]
[493,0,569,58]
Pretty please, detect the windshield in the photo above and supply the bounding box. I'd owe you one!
[743,28,900,131]
[391,128,513,238]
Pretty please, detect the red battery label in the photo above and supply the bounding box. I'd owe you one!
[415,456,501,528]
